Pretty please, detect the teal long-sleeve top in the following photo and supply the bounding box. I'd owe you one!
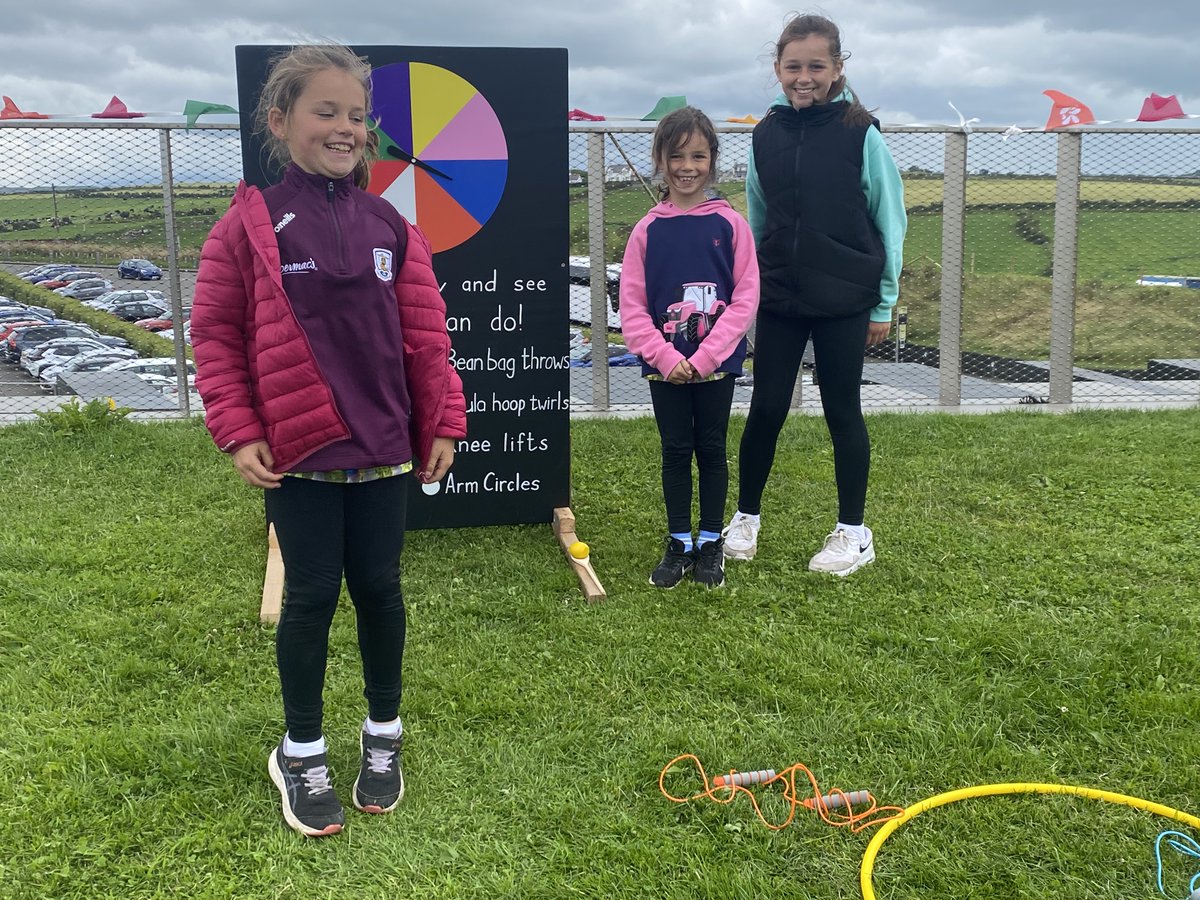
[745,90,907,323]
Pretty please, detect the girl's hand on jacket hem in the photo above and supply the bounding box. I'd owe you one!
[232,441,284,489]
[421,437,456,483]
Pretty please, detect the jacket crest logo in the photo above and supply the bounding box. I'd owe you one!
[374,248,394,282]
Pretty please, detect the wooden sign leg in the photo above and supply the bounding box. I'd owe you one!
[260,523,284,624]
[553,506,607,602]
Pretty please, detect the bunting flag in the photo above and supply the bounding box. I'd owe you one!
[183,99,237,128]
[1043,90,1096,129]
[91,96,145,118]
[641,96,687,121]
[1137,92,1186,122]
[726,114,760,124]
[568,108,605,121]
[1,96,48,119]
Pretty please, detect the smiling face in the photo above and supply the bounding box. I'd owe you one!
[774,34,844,110]
[661,131,712,209]
[268,67,368,180]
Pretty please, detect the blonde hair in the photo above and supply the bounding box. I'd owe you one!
[255,44,379,189]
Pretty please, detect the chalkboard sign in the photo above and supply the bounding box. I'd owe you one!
[235,45,570,529]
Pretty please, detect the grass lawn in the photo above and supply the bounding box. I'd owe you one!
[2,408,1199,898]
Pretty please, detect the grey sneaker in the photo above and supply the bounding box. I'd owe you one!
[352,731,405,813]
[267,740,345,837]
[808,527,875,576]
[722,512,760,560]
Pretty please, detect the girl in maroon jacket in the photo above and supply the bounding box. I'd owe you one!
[191,44,467,838]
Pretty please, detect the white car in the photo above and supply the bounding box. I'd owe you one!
[99,357,197,387]
[40,349,143,386]
[20,337,120,377]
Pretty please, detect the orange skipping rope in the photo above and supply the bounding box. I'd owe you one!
[659,753,905,833]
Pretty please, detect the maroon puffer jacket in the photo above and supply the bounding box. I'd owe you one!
[191,181,466,471]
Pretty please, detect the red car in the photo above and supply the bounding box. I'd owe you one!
[134,306,191,332]
[39,271,100,290]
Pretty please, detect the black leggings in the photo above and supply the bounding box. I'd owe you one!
[265,474,409,743]
[737,309,871,525]
[649,375,736,536]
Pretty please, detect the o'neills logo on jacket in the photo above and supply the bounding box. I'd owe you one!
[274,212,295,233]
[281,258,318,275]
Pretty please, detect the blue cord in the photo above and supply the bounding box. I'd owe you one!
[1154,830,1200,898]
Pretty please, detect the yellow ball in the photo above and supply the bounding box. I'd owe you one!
[568,541,590,560]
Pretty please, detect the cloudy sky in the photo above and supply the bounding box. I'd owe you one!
[2,0,1198,127]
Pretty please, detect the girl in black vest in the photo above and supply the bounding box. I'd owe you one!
[722,14,907,576]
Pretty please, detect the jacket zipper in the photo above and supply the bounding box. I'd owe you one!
[327,180,346,271]
[792,121,805,262]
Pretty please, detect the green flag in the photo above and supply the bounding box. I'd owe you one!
[183,100,238,129]
[641,96,687,121]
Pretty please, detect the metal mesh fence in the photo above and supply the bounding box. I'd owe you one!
[2,120,1197,420]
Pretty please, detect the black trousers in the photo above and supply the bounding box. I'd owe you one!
[737,309,871,525]
[649,375,737,536]
[264,474,409,743]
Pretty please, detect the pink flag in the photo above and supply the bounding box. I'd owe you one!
[568,108,605,121]
[1043,90,1095,129]
[91,96,145,118]
[1,95,48,119]
[1137,93,1186,122]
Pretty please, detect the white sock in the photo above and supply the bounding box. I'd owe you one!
[836,523,867,546]
[283,734,326,758]
[364,717,403,739]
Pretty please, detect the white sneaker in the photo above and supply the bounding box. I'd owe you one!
[808,527,875,576]
[722,512,760,560]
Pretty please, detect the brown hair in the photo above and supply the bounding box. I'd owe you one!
[650,106,720,201]
[774,14,874,127]
[254,44,379,189]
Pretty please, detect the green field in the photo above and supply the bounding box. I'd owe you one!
[4,175,1198,281]
[0,183,234,266]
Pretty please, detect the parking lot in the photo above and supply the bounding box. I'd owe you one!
[0,261,196,413]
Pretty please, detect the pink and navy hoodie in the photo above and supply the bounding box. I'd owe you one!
[618,198,759,379]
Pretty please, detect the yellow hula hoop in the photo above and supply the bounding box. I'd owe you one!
[860,782,1200,900]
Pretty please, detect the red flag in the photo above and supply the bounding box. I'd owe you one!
[1137,93,1186,122]
[91,96,145,118]
[1,95,48,119]
[1043,90,1095,129]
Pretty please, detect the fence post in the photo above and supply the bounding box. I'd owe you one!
[586,131,609,410]
[158,128,190,417]
[939,131,968,405]
[1049,131,1081,404]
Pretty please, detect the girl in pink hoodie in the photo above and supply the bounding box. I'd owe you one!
[618,106,760,590]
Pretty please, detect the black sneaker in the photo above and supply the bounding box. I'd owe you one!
[649,537,695,588]
[267,740,345,837]
[694,538,726,588]
[353,730,405,813]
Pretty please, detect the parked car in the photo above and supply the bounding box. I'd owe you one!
[117,258,163,280]
[4,323,128,363]
[0,309,54,327]
[40,350,144,386]
[22,264,79,283]
[40,271,101,290]
[135,307,191,331]
[0,300,56,320]
[85,288,166,310]
[100,357,196,385]
[0,319,58,350]
[21,337,119,377]
[107,300,171,322]
[55,278,114,301]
